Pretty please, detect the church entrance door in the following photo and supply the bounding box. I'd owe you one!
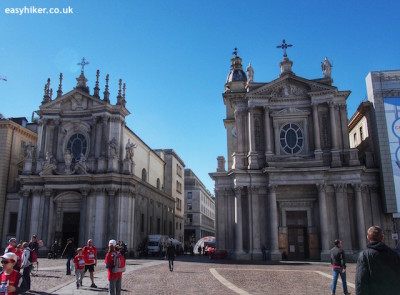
[62,212,80,247]
[286,211,309,260]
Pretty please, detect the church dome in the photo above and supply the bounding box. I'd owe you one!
[226,55,247,83]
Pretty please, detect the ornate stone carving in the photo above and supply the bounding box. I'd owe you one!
[109,137,118,157]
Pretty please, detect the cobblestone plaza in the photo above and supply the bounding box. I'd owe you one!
[25,256,356,294]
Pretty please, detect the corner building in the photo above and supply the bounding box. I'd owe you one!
[210,52,385,261]
[2,70,176,254]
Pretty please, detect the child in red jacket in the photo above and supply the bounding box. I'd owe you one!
[73,248,85,289]
[0,252,28,294]
[105,240,123,295]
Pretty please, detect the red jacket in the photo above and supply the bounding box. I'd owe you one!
[73,255,85,270]
[0,270,28,294]
[105,251,122,281]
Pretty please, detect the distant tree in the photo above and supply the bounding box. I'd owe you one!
[0,113,4,119]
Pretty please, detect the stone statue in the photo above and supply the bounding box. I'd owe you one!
[321,56,332,78]
[40,152,56,175]
[246,63,254,83]
[64,150,73,173]
[109,137,118,157]
[24,142,35,159]
[75,153,88,173]
[125,139,137,161]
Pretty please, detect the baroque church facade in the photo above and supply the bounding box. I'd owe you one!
[210,46,386,261]
[2,68,177,254]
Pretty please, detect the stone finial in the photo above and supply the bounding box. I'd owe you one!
[122,83,126,107]
[93,69,100,98]
[57,73,63,98]
[117,79,122,105]
[103,74,110,102]
[42,78,51,104]
[217,156,226,172]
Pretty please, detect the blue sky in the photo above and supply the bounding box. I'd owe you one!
[1,0,399,193]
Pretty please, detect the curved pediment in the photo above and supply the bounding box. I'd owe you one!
[271,107,311,117]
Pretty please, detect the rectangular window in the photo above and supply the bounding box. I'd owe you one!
[353,133,358,146]
[187,214,193,224]
[176,181,182,193]
[176,164,182,177]
[360,126,364,141]
[187,192,192,199]
[188,203,192,210]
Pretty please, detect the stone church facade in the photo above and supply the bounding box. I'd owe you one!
[210,50,387,261]
[2,69,176,254]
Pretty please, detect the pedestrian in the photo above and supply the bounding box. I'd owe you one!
[166,241,175,271]
[261,244,267,261]
[21,242,33,291]
[355,225,400,295]
[105,239,124,295]
[61,238,76,275]
[330,239,350,295]
[198,245,201,255]
[0,252,28,294]
[51,240,59,259]
[73,248,85,289]
[4,238,17,254]
[82,239,98,288]
[28,235,39,264]
[14,244,23,272]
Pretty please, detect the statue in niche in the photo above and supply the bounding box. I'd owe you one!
[125,139,137,161]
[64,149,73,171]
[24,142,35,159]
[109,137,118,157]
[321,57,332,78]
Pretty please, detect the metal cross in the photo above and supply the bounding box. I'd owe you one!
[276,40,293,57]
[232,47,238,57]
[77,57,90,73]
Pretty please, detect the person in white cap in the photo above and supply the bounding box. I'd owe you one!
[105,239,124,295]
[0,252,28,294]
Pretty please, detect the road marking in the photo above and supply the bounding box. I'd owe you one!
[210,268,251,295]
[314,271,355,289]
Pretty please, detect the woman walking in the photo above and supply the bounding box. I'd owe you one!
[105,240,124,295]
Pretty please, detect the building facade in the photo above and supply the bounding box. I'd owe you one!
[156,149,185,243]
[184,169,215,246]
[210,51,387,261]
[1,70,176,254]
[0,118,37,246]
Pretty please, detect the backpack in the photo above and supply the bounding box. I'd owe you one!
[111,252,125,273]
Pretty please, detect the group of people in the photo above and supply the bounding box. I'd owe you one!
[330,225,400,295]
[0,235,39,294]
[61,238,126,295]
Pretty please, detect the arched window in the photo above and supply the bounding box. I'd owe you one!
[156,178,160,189]
[141,168,147,182]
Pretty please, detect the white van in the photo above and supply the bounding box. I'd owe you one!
[147,235,168,256]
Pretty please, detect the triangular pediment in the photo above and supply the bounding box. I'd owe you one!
[40,89,107,112]
[248,75,335,98]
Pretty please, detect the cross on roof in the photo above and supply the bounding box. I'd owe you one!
[276,40,293,57]
[77,57,90,73]
[232,47,238,57]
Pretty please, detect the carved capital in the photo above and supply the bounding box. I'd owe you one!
[333,183,347,193]
[268,184,278,193]
[44,189,53,197]
[352,183,362,192]
[317,183,326,192]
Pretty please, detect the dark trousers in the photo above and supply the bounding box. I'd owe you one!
[23,265,32,290]
[168,259,174,270]
[66,256,72,275]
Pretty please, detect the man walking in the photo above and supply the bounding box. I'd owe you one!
[330,239,350,295]
[355,225,400,294]
[61,238,76,275]
[83,239,98,288]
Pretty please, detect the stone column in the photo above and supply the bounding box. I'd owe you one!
[215,188,225,250]
[273,121,280,156]
[30,190,42,238]
[329,102,338,149]
[234,187,245,257]
[102,115,108,157]
[233,109,245,169]
[353,184,367,250]
[42,189,52,246]
[312,103,322,160]
[52,119,60,160]
[264,106,273,157]
[39,119,47,159]
[107,188,116,241]
[334,183,351,251]
[251,186,261,258]
[79,189,88,246]
[317,184,330,258]
[268,184,280,260]
[90,117,97,158]
[369,185,381,227]
[248,107,258,169]
[17,190,30,241]
[227,189,234,252]
[339,104,350,149]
